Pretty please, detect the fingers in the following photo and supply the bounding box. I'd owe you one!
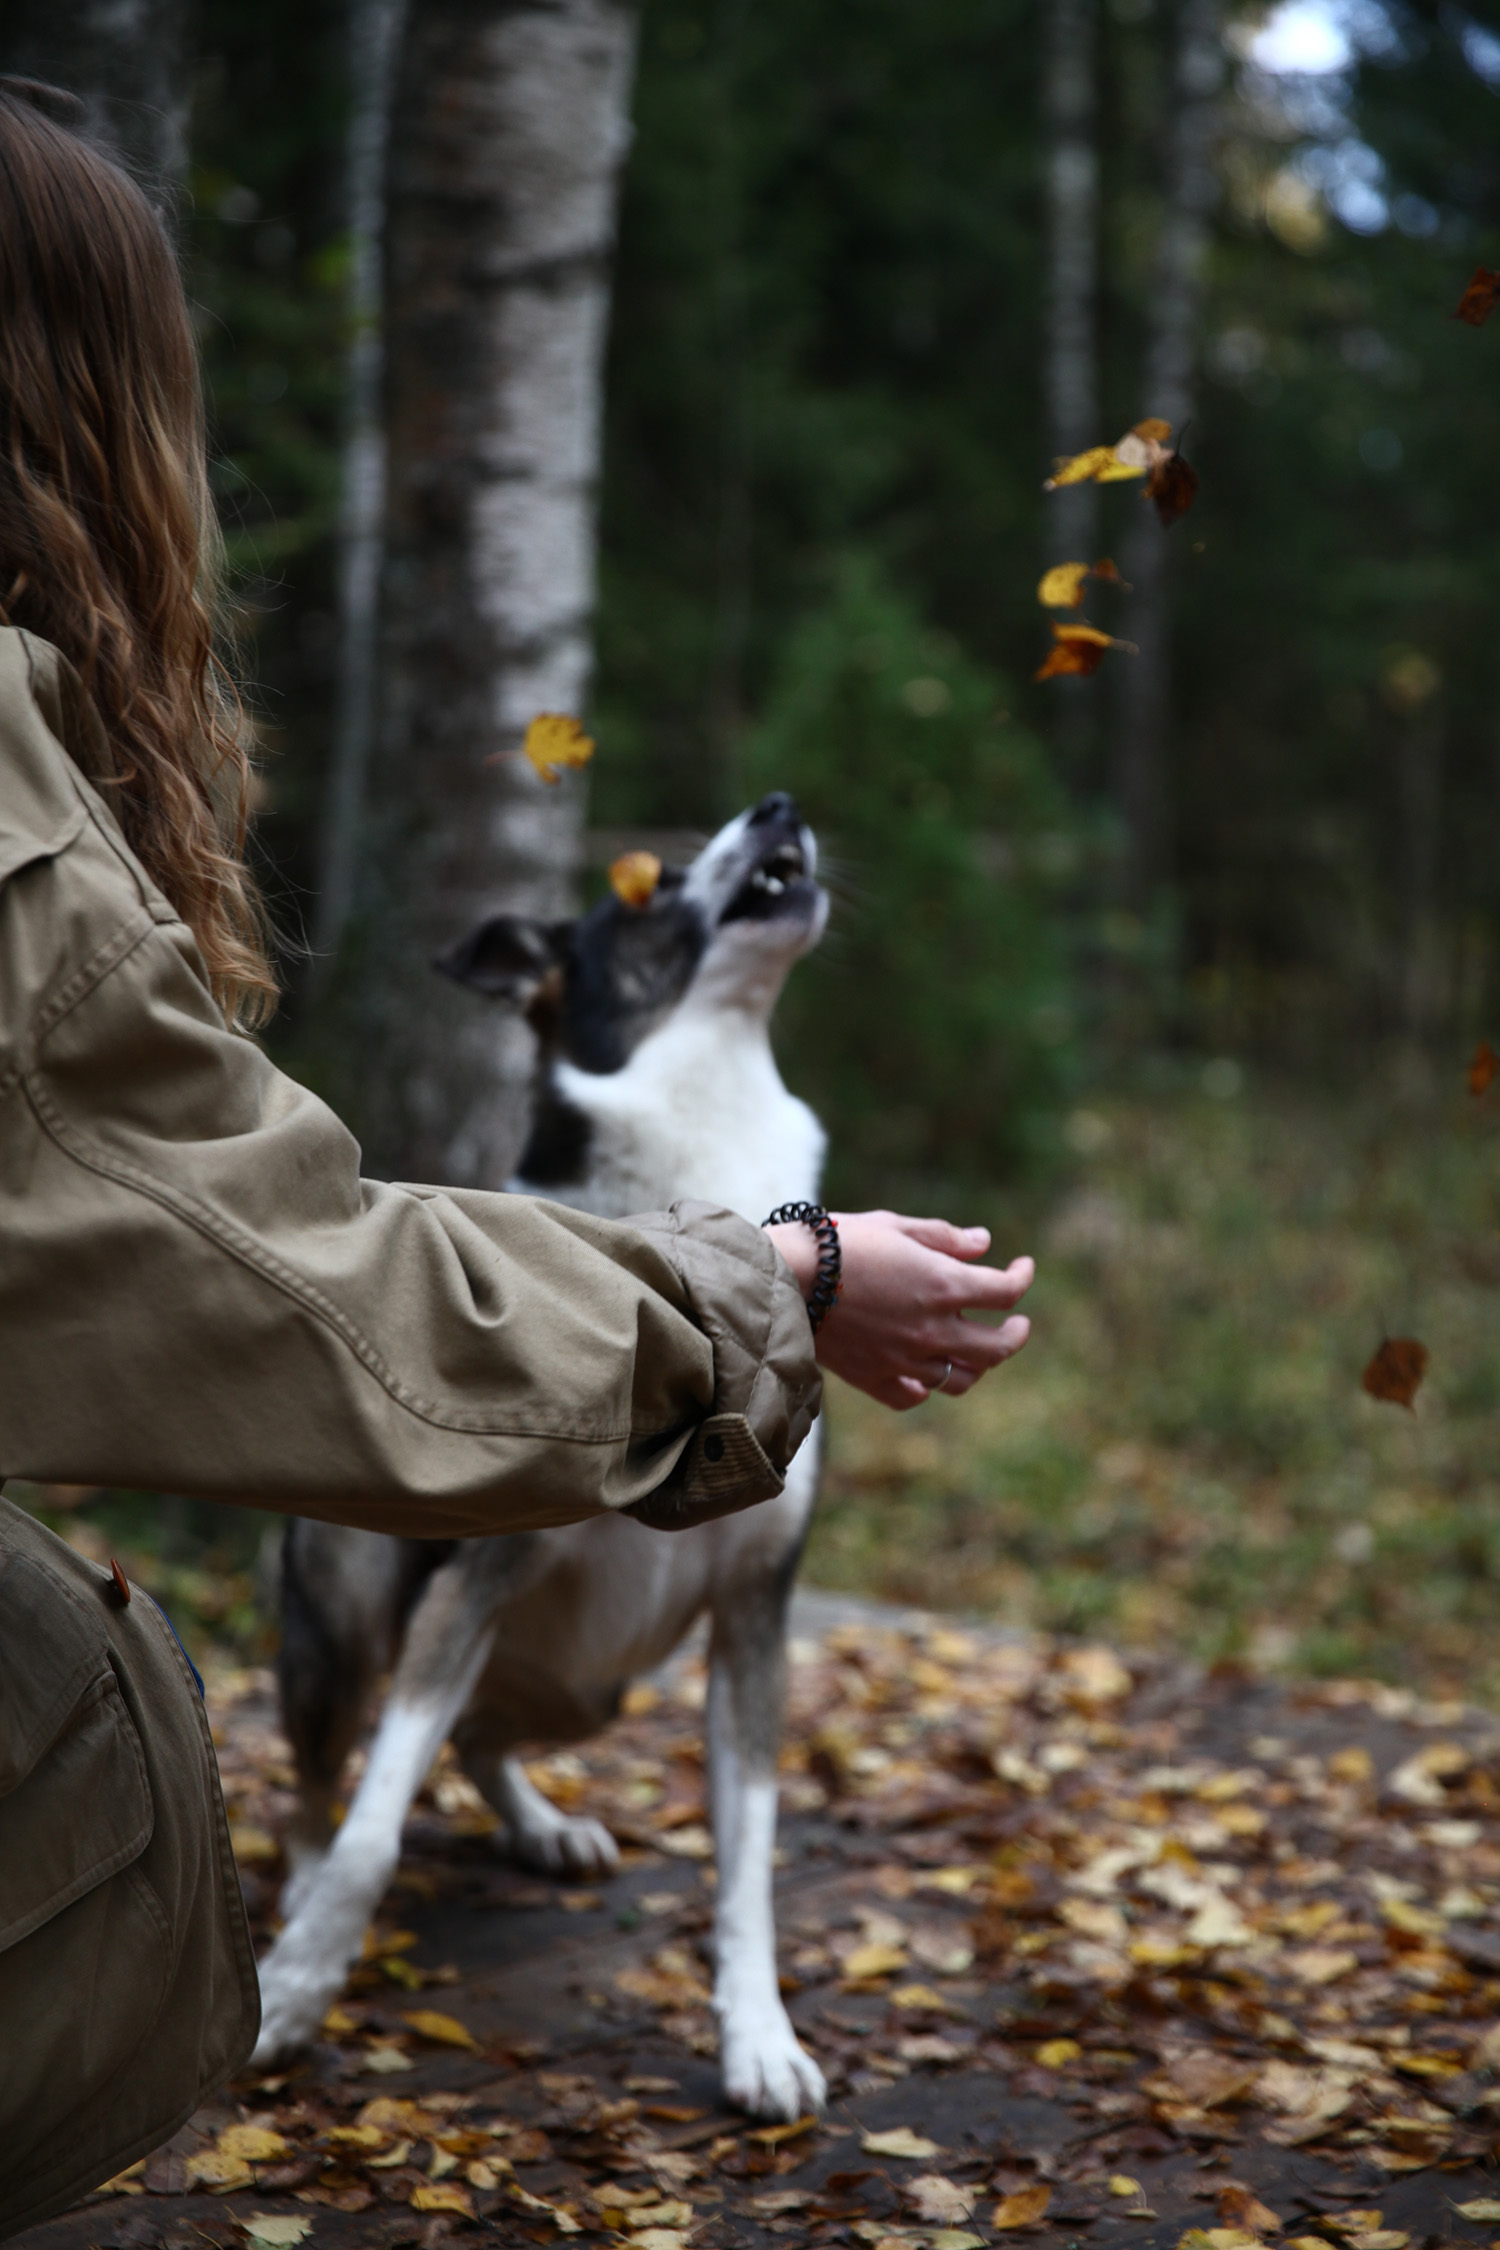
[879,1215,994,1262]
[948,1254,1035,1313]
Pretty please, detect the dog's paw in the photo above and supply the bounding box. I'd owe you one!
[251,1929,351,2066]
[719,1995,827,2121]
[507,1808,621,1879]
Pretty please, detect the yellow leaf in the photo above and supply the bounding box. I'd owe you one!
[229,1824,280,1864]
[748,2115,820,2147]
[608,851,662,909]
[1036,2038,1081,2068]
[367,2139,412,2169]
[1037,562,1093,609]
[321,2005,360,2037]
[509,2183,583,2232]
[1381,1898,1448,1941]
[1110,2176,1144,2198]
[1044,444,1121,489]
[843,1940,909,1981]
[992,2183,1051,2228]
[890,1983,953,2011]
[402,2008,480,2051]
[862,2126,942,2160]
[326,2124,387,2150]
[183,2152,256,2193]
[360,2042,414,2072]
[467,2159,504,2190]
[411,2184,475,2217]
[1454,2201,1500,2221]
[215,2126,289,2162]
[523,712,595,785]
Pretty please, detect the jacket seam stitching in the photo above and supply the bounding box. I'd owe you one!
[22,1067,656,1444]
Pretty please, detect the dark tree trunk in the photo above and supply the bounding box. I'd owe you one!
[1114,0,1224,905]
[340,0,637,1186]
[1045,0,1101,571]
[0,0,189,204]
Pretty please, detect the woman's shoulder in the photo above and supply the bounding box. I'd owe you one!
[0,629,94,870]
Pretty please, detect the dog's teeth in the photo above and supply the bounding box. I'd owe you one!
[766,875,785,895]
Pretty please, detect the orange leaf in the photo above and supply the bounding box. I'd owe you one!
[992,2183,1052,2228]
[523,713,595,785]
[1361,1337,1429,1411]
[1452,267,1500,326]
[410,2185,475,2217]
[1146,449,1200,528]
[1469,1039,1498,1096]
[1034,622,1137,682]
[1092,556,1126,584]
[608,851,662,908]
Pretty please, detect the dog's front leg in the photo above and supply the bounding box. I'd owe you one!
[707,1574,826,2121]
[253,1538,531,2064]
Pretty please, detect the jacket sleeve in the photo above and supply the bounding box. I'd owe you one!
[0,634,821,1536]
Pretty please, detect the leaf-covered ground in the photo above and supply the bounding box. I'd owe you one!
[28,1607,1500,2250]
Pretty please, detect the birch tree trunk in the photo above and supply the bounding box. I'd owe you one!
[0,0,188,204]
[341,0,637,1186]
[1114,0,1224,903]
[313,0,410,968]
[1045,0,1101,571]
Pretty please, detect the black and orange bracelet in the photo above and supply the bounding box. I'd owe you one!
[763,1201,842,1333]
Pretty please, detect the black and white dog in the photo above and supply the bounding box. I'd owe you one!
[253,793,829,2120]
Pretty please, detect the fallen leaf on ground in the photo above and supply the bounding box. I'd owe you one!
[1218,2185,1283,2232]
[183,2150,255,2192]
[862,2126,942,2160]
[1035,622,1137,682]
[1361,1337,1429,1410]
[510,2183,583,2231]
[748,2115,819,2147]
[215,2125,290,2162]
[402,2008,480,2050]
[609,852,662,909]
[1469,1039,1498,1095]
[411,2183,475,2216]
[1452,268,1500,325]
[524,713,595,785]
[244,2220,314,2250]
[359,2042,413,2072]
[992,2183,1052,2228]
[844,1939,909,1980]
[906,2174,975,2224]
[1453,2199,1500,2221]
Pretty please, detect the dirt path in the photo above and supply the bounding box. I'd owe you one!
[23,1600,1500,2250]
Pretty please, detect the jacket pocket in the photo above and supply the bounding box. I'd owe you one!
[0,1549,165,2144]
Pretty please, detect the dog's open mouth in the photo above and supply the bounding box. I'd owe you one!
[719,840,817,925]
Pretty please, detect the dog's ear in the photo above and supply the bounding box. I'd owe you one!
[434,916,567,1005]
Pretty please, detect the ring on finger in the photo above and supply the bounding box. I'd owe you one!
[936,1360,954,1392]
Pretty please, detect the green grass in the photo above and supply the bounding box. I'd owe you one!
[808,1062,1500,1703]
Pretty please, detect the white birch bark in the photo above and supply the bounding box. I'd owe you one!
[345,0,638,1185]
[313,0,410,965]
[0,0,188,202]
[1045,0,1101,569]
[1115,0,1224,901]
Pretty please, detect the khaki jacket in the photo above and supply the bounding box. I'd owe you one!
[0,627,821,2227]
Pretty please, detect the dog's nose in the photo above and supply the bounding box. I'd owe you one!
[749,791,799,827]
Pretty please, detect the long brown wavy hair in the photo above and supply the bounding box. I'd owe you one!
[0,78,277,1028]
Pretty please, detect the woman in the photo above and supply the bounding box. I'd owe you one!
[0,77,1033,2234]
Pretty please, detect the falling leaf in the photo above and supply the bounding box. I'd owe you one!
[1035,622,1137,682]
[1146,449,1199,528]
[1469,1039,1498,1095]
[524,713,595,785]
[1452,268,1500,326]
[609,851,662,909]
[1044,444,1125,489]
[411,2184,475,2217]
[402,2008,480,2050]
[1361,1337,1429,1411]
[1037,560,1130,609]
[862,2126,942,2160]
[1045,421,1172,490]
[991,2183,1052,2228]
[244,2220,314,2250]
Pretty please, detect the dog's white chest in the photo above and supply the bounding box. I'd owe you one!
[539,1008,825,1223]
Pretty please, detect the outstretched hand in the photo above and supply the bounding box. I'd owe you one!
[767,1210,1033,1411]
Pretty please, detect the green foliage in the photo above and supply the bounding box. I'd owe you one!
[741,561,1077,1195]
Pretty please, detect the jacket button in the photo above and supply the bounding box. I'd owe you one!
[703,1433,725,1463]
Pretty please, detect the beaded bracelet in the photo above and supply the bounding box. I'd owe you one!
[762,1201,842,1333]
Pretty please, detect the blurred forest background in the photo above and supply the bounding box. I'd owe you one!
[7,0,1500,1697]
